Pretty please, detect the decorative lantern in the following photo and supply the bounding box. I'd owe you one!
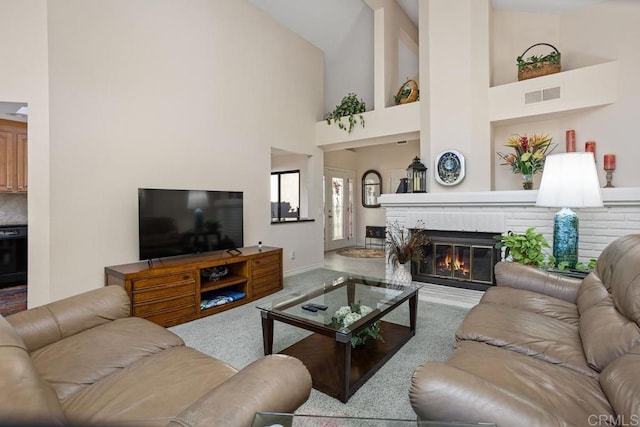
[406,156,427,193]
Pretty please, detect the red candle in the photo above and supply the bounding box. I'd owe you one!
[565,130,576,152]
[585,141,596,158]
[604,154,616,170]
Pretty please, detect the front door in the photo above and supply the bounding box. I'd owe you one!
[324,168,354,251]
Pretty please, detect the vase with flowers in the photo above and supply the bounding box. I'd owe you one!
[497,133,555,189]
[386,221,429,285]
[332,302,383,348]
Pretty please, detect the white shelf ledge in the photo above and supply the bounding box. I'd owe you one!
[315,101,420,151]
[379,187,640,208]
[488,61,618,126]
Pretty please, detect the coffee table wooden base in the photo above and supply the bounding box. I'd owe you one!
[279,321,413,403]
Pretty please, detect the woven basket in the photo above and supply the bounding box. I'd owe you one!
[395,80,419,104]
[517,43,561,81]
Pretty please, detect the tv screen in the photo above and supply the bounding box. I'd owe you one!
[138,188,243,260]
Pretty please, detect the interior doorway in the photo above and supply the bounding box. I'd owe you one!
[0,102,28,315]
[324,168,355,251]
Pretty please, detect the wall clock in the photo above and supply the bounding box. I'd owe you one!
[435,150,465,186]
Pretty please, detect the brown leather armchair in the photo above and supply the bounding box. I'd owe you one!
[410,234,640,426]
[0,285,311,426]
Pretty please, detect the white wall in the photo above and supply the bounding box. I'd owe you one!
[491,2,640,189]
[325,140,419,246]
[424,0,491,192]
[354,140,419,245]
[559,0,640,188]
[325,5,374,115]
[491,10,560,87]
[38,0,324,301]
[0,0,51,307]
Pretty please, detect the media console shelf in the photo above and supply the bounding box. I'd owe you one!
[105,246,282,327]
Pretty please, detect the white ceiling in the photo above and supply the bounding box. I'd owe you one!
[0,102,27,123]
[249,0,609,54]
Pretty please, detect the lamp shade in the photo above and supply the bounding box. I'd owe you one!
[187,190,209,209]
[536,153,603,208]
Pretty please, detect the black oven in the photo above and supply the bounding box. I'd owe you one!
[0,225,27,287]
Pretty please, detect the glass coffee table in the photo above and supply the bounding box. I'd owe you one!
[257,275,420,403]
[252,412,496,426]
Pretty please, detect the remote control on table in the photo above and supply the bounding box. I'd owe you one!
[307,303,328,311]
[301,304,318,312]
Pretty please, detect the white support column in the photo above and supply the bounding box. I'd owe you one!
[425,0,492,192]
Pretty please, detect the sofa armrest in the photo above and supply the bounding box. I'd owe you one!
[494,261,582,304]
[168,354,312,427]
[6,285,130,352]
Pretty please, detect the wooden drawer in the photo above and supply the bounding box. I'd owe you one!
[251,254,281,278]
[252,262,280,279]
[132,280,195,303]
[142,305,197,328]
[252,272,281,294]
[253,286,280,300]
[132,271,196,290]
[133,294,196,317]
[252,253,280,269]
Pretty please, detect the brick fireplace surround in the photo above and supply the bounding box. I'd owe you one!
[379,187,640,283]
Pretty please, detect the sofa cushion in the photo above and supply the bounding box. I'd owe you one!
[0,316,66,425]
[7,285,130,353]
[31,316,184,401]
[410,341,613,427]
[480,286,579,326]
[62,346,237,427]
[600,344,640,424]
[577,237,640,372]
[579,292,640,372]
[456,303,595,377]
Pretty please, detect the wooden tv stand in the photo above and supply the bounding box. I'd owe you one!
[105,246,282,327]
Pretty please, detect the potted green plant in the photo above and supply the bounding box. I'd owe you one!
[516,43,561,81]
[331,301,383,348]
[325,93,366,133]
[494,227,553,267]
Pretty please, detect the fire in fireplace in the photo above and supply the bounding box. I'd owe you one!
[412,230,500,291]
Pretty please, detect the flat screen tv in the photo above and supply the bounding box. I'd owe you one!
[138,188,243,260]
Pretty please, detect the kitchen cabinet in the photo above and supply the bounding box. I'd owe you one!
[0,119,27,193]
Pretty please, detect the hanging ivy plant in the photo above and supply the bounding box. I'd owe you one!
[325,93,366,133]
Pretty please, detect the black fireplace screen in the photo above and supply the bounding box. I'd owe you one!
[412,230,499,291]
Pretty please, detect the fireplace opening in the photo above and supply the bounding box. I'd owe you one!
[412,230,500,291]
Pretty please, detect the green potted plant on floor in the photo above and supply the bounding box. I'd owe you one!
[325,93,366,133]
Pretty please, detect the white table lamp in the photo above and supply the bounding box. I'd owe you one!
[536,152,603,268]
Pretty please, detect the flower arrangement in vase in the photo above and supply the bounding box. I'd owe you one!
[386,221,429,267]
[497,133,555,189]
[332,302,383,348]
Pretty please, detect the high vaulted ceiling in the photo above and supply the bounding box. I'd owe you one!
[249,0,608,55]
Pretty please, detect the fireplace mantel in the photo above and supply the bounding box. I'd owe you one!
[379,187,640,208]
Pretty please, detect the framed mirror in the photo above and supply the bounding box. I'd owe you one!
[362,170,382,208]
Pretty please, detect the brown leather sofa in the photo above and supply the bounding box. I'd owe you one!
[0,285,312,426]
[410,234,640,426]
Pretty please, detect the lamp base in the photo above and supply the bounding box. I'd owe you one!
[553,207,579,268]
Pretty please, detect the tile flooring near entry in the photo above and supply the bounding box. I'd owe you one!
[324,248,483,309]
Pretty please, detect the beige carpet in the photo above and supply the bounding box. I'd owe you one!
[170,268,469,420]
[336,247,385,258]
